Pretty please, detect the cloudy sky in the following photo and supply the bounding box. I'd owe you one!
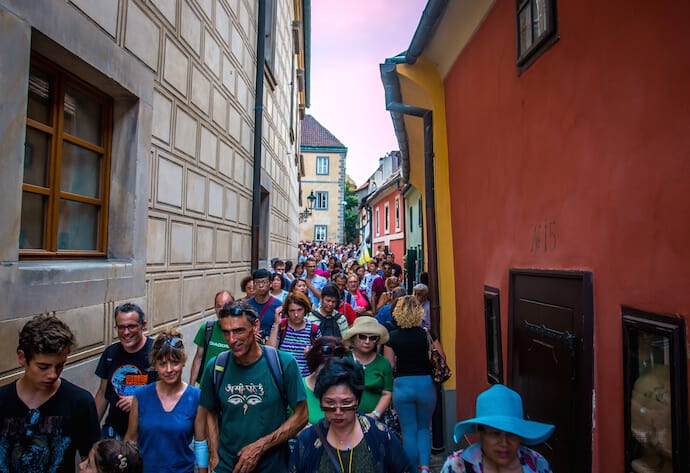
[308,0,427,186]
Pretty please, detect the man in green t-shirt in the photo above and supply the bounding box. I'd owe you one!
[199,301,307,473]
[189,290,233,385]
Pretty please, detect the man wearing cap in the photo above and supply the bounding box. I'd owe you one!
[441,384,554,473]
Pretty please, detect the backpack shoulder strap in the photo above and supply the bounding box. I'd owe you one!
[278,318,288,346]
[212,350,231,410]
[310,321,319,345]
[263,346,287,408]
[196,320,216,383]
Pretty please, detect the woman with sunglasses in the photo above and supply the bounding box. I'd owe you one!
[80,439,143,473]
[384,296,442,473]
[289,357,414,473]
[342,317,393,422]
[125,330,208,473]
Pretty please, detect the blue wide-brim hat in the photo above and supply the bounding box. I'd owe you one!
[453,384,554,446]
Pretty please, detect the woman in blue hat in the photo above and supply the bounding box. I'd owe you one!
[441,384,554,473]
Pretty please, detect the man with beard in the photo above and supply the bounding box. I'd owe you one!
[200,301,307,473]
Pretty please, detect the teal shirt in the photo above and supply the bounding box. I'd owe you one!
[348,352,394,414]
[192,320,229,384]
[303,377,325,425]
[200,346,306,473]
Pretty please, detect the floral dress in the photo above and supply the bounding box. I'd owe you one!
[440,443,552,473]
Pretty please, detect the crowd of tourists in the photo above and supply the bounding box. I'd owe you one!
[0,241,554,473]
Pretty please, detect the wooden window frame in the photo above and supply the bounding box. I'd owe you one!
[21,52,112,259]
[394,196,401,231]
[516,0,558,73]
[384,203,390,234]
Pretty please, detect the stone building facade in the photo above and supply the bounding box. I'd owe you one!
[298,115,347,243]
[0,0,308,388]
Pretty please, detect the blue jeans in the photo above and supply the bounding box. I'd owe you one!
[393,375,436,468]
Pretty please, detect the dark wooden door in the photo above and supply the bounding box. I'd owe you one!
[509,270,593,473]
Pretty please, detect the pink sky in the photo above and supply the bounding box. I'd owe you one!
[308,0,427,186]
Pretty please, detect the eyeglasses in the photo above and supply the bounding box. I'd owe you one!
[320,403,358,412]
[357,334,380,342]
[24,409,40,436]
[254,279,269,287]
[116,323,140,332]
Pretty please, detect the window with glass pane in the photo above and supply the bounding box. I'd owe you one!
[384,204,390,233]
[622,307,688,473]
[484,286,503,384]
[316,156,329,175]
[21,53,112,258]
[314,225,327,242]
[516,0,557,69]
[315,191,328,210]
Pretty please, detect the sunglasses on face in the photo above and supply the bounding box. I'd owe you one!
[357,334,380,342]
[320,402,358,412]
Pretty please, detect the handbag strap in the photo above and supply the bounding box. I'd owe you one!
[423,327,434,359]
[314,423,344,473]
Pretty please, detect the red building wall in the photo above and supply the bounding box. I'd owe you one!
[371,188,405,265]
[443,0,690,470]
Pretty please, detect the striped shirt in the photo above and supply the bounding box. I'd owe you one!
[279,320,320,376]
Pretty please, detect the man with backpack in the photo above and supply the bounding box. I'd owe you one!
[189,290,233,385]
[199,301,307,473]
[305,284,350,339]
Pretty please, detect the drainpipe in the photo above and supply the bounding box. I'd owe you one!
[251,0,267,270]
[380,62,441,339]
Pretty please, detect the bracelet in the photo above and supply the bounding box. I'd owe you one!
[194,439,209,468]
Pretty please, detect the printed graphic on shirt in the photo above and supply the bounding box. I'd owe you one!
[110,364,149,397]
[224,383,265,415]
[0,414,71,473]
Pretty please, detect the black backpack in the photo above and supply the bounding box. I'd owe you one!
[196,320,216,383]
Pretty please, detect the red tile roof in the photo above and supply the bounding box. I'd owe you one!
[301,115,346,148]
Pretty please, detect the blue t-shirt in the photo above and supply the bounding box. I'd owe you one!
[247,296,283,339]
[307,275,327,309]
[135,383,200,473]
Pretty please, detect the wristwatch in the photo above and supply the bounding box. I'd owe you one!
[373,410,381,419]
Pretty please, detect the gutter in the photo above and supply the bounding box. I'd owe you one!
[251,0,267,269]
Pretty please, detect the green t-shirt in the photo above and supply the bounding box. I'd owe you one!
[199,346,306,473]
[303,377,325,425]
[348,352,394,414]
[192,320,229,384]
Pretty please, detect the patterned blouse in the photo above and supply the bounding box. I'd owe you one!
[440,443,552,473]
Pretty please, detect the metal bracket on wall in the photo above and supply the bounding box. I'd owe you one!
[522,320,577,381]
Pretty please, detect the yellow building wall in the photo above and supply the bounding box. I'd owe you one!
[299,150,344,242]
[396,59,457,391]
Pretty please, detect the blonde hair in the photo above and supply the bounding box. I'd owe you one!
[392,295,424,328]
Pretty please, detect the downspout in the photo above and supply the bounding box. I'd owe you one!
[380,61,440,337]
[251,0,267,270]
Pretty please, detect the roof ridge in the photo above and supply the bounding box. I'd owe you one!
[301,115,347,148]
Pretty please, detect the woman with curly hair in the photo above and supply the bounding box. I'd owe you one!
[384,296,445,473]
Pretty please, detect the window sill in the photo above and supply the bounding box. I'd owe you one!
[0,259,145,321]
